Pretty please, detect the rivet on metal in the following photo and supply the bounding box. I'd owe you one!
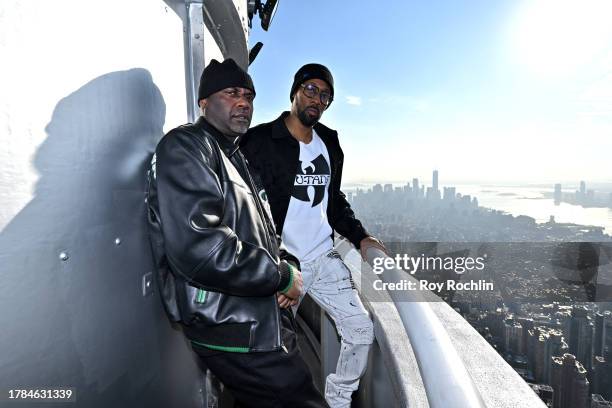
[194,33,200,39]
[59,252,69,261]
[114,238,121,246]
[142,272,154,297]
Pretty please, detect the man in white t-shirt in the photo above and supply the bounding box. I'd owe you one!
[241,63,386,408]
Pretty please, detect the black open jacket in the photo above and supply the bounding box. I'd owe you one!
[241,112,369,249]
[146,117,297,352]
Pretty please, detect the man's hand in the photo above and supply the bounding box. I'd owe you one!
[278,267,303,307]
[360,236,387,261]
[277,293,299,309]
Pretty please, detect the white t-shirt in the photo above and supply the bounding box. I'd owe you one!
[281,130,333,262]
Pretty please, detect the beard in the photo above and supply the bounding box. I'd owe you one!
[228,121,250,136]
[297,105,321,127]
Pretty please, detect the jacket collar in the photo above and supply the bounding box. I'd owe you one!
[271,111,336,146]
[195,116,241,156]
[271,111,294,140]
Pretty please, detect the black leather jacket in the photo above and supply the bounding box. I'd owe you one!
[241,112,369,249]
[146,117,297,352]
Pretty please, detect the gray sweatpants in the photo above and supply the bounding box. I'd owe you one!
[294,248,374,408]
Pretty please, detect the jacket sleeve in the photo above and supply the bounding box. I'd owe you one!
[154,131,291,297]
[330,146,370,249]
[332,190,369,249]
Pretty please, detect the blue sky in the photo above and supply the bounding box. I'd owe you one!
[248,0,612,185]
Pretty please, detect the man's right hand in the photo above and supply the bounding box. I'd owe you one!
[281,266,303,301]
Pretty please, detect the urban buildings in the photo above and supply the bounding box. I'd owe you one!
[347,170,612,407]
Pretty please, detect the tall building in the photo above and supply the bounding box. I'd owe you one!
[580,181,586,196]
[569,307,594,371]
[550,353,590,408]
[412,178,421,199]
[554,183,562,204]
[443,186,456,201]
[528,327,567,385]
[432,170,439,191]
[505,320,524,355]
[430,170,441,200]
[384,183,393,193]
[518,317,534,354]
[594,312,610,358]
[604,315,612,360]
[592,356,612,401]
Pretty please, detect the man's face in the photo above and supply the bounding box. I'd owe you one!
[292,78,331,127]
[199,87,254,137]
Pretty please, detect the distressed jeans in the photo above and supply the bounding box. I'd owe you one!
[294,249,374,408]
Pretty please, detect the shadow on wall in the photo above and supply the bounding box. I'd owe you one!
[0,69,204,407]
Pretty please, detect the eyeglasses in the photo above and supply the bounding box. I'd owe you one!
[300,83,333,106]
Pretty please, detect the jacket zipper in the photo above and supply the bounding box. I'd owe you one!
[234,153,275,251]
[233,152,283,349]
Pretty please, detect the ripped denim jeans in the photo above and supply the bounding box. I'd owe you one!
[293,249,374,408]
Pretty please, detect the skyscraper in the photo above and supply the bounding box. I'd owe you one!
[412,178,419,198]
[554,183,562,204]
[432,170,439,191]
[594,312,610,358]
[504,320,524,355]
[604,315,612,360]
[550,353,590,408]
[569,306,594,371]
[528,327,567,384]
[443,186,456,201]
[592,356,612,401]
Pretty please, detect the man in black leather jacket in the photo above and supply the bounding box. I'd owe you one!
[146,59,327,407]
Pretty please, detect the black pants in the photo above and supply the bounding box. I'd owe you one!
[194,310,328,408]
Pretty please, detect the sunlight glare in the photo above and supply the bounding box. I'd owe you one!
[512,0,612,77]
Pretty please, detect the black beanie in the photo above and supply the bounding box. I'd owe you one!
[290,63,334,104]
[198,58,255,101]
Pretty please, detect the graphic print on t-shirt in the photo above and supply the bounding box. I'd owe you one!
[292,154,330,207]
[282,131,333,262]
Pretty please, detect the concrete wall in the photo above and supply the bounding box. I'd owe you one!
[0,1,208,406]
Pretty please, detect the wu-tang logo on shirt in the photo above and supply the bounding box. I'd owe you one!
[292,154,330,207]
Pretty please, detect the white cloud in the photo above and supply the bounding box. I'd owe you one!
[345,95,362,106]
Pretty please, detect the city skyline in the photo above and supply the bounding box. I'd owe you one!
[347,177,612,407]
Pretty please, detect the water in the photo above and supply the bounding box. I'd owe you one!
[456,184,612,234]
